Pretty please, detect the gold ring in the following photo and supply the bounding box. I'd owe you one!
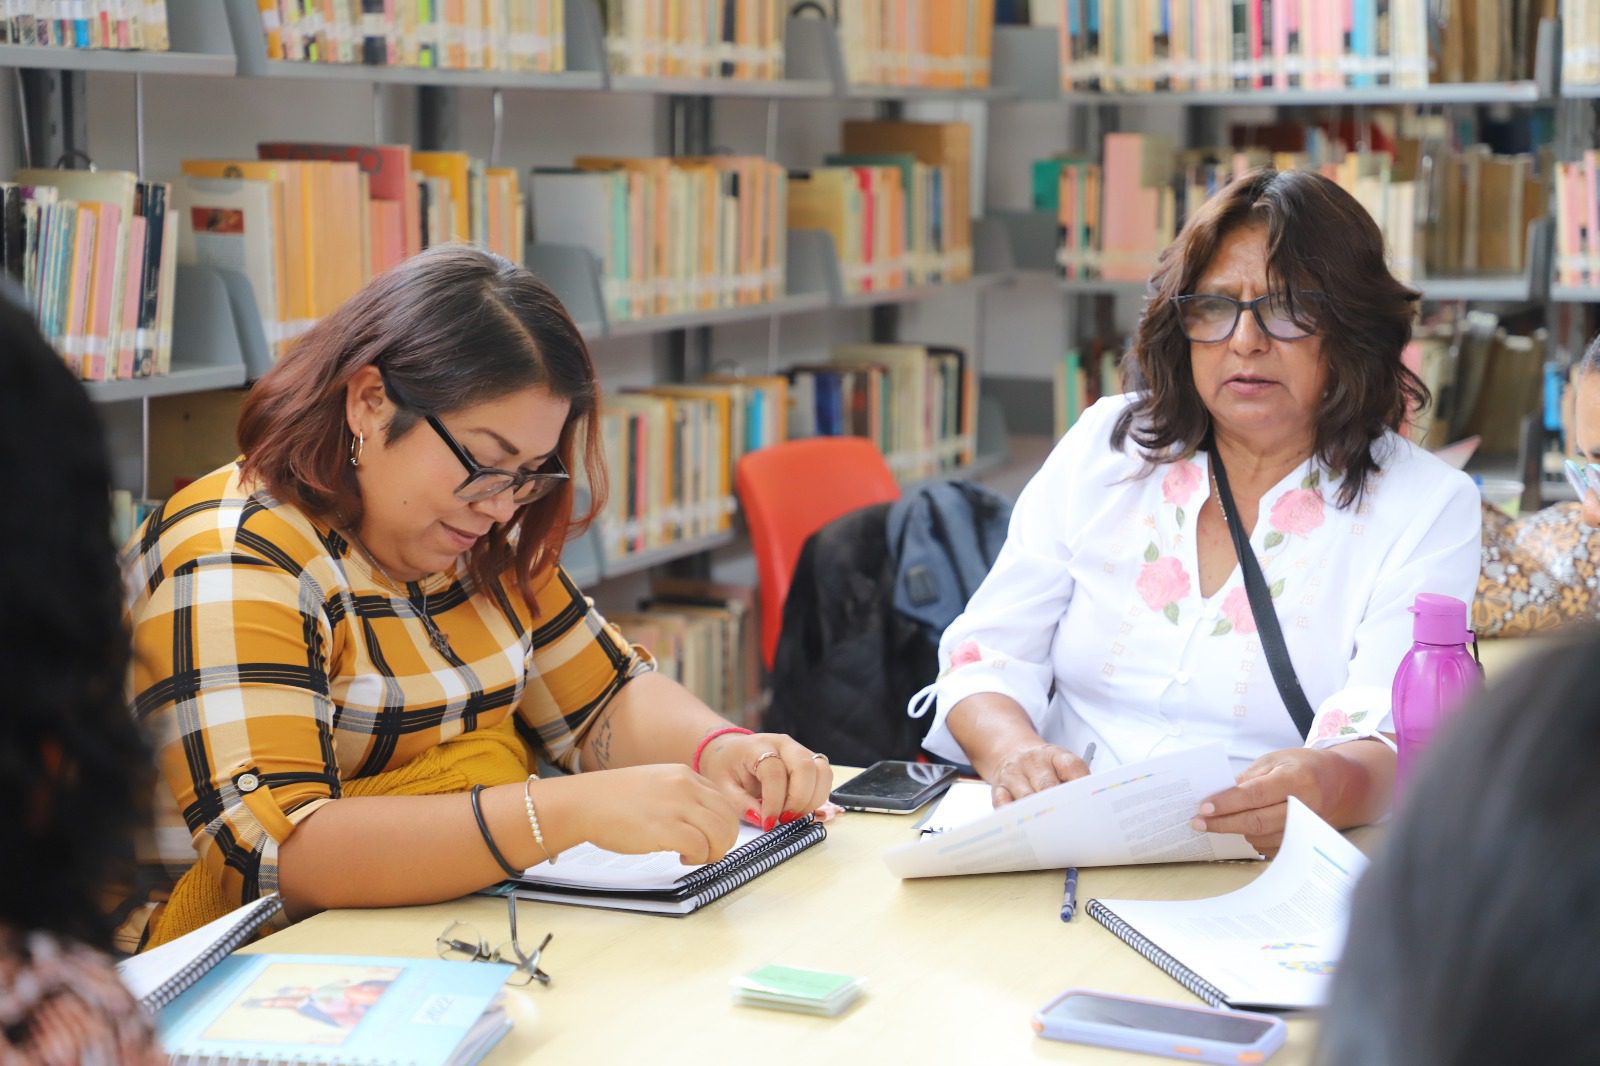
[753,750,782,772]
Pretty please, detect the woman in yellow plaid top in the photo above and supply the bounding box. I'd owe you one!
[123,246,831,940]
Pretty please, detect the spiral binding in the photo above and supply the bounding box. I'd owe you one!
[140,894,285,1014]
[1085,899,1229,1010]
[674,815,824,895]
[686,820,827,909]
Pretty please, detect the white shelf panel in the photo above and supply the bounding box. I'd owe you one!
[1563,82,1600,98]
[238,60,604,89]
[0,44,235,76]
[610,74,832,98]
[843,83,1018,102]
[1059,277,1149,298]
[604,292,832,338]
[835,274,1007,310]
[604,530,738,579]
[1552,285,1600,303]
[84,363,247,404]
[1058,81,1546,106]
[1416,276,1534,302]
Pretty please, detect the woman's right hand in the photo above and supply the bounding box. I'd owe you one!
[550,764,741,865]
[990,742,1092,806]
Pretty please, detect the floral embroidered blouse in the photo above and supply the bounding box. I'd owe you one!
[919,394,1482,773]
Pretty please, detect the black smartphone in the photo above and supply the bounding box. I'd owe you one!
[829,760,959,813]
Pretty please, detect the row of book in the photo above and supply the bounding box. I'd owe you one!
[594,375,787,560]
[1053,339,1122,438]
[599,0,784,79]
[1040,125,1544,288]
[179,143,523,358]
[0,1,169,49]
[258,0,567,71]
[1405,307,1546,456]
[610,578,764,727]
[1,171,178,382]
[1554,153,1600,288]
[1568,0,1600,87]
[532,156,786,324]
[789,343,977,481]
[789,119,974,294]
[1054,0,1556,93]
[831,0,997,88]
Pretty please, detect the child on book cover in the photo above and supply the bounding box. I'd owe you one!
[208,963,401,1045]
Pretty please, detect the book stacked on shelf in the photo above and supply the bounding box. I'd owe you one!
[1554,152,1600,287]
[178,143,523,357]
[1,170,177,382]
[594,376,787,561]
[1057,0,1455,92]
[0,2,169,50]
[609,578,765,727]
[600,0,784,79]
[1568,0,1600,88]
[255,0,565,72]
[1040,122,1546,288]
[790,120,973,295]
[823,0,996,89]
[532,156,786,324]
[786,342,976,481]
[1053,338,1123,438]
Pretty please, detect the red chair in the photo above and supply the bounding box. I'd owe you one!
[736,437,902,671]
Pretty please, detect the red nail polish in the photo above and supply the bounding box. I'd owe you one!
[762,816,777,831]
[779,812,797,824]
[744,808,760,824]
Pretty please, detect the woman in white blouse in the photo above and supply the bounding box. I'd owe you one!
[919,169,1480,854]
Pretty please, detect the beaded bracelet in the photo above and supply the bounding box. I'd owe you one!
[691,726,753,774]
[469,784,522,879]
[523,775,554,864]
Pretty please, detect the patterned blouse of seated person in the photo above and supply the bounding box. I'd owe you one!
[118,246,833,950]
[0,289,164,1063]
[1473,332,1600,638]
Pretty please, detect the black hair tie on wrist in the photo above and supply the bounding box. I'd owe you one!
[470,784,523,879]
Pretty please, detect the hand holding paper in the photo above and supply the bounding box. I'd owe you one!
[883,745,1258,879]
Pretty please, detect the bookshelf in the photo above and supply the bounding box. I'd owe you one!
[1552,287,1600,304]
[0,0,238,78]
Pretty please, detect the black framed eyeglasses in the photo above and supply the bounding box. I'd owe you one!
[378,366,570,505]
[1173,291,1324,344]
[435,896,552,987]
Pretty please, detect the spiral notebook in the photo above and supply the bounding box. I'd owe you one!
[1087,799,1368,1011]
[117,893,285,1013]
[489,815,827,915]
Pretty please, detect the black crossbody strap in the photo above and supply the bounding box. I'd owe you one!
[1209,447,1316,739]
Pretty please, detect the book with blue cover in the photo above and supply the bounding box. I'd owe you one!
[153,952,513,1066]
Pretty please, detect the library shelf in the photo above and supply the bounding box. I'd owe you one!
[602,292,833,340]
[1551,285,1600,304]
[0,44,236,76]
[835,274,1009,311]
[84,363,248,405]
[1055,82,1546,107]
[842,83,1019,102]
[609,74,832,98]
[1415,276,1536,302]
[1058,277,1149,298]
[1562,83,1600,99]
[603,530,739,580]
[234,60,605,90]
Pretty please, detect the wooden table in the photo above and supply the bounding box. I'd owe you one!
[248,771,1365,1064]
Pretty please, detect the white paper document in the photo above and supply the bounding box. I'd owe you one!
[519,824,765,891]
[882,744,1258,878]
[1089,798,1369,1010]
[915,780,996,836]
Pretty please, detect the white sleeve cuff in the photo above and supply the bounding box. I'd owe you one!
[916,640,1050,764]
[1303,685,1396,751]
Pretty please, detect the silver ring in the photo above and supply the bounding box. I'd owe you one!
[810,753,828,762]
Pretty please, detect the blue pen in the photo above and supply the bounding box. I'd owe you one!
[1060,742,1097,923]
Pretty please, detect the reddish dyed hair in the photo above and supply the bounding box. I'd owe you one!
[238,244,605,608]
[1115,167,1426,508]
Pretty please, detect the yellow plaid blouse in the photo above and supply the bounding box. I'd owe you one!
[123,461,651,911]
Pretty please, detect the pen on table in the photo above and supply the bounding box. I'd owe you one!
[1060,742,1097,924]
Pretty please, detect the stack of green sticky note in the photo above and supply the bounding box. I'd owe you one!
[731,965,865,1017]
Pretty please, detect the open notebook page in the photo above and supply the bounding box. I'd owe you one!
[518,824,765,891]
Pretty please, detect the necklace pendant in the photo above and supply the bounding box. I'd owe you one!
[429,628,453,657]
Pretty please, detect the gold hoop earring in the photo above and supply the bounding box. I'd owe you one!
[350,430,365,467]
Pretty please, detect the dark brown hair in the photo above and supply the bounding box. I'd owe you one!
[1113,167,1426,507]
[238,245,605,607]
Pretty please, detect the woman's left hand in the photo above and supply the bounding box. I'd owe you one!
[1190,746,1370,856]
[695,731,834,830]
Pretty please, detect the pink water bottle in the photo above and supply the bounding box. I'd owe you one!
[1391,593,1482,794]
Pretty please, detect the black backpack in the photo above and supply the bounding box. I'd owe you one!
[763,480,1012,765]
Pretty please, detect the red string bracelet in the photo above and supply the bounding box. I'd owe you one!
[692,726,753,774]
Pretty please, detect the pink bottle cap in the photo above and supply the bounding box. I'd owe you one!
[1410,592,1472,646]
